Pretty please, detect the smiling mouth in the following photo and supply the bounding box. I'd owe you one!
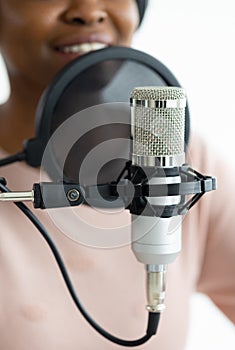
[56,42,108,55]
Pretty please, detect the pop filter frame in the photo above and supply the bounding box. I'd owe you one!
[24,46,190,177]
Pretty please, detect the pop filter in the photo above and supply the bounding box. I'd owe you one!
[24,46,190,207]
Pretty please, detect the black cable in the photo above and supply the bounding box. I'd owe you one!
[0,179,160,347]
[0,151,26,167]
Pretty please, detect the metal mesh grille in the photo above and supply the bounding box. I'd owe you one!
[131,87,185,156]
[131,86,185,100]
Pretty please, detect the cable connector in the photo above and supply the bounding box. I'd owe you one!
[146,264,166,313]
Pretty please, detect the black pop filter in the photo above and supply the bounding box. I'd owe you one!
[24,47,190,205]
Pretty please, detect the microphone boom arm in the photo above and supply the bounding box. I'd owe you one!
[0,164,216,213]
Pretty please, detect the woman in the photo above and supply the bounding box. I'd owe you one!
[0,1,234,349]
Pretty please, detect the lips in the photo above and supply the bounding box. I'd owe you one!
[53,33,113,56]
[56,42,108,54]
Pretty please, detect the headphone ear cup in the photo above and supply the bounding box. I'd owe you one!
[136,0,149,26]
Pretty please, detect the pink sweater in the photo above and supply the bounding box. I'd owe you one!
[0,132,234,349]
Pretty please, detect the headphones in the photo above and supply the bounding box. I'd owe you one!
[136,0,149,26]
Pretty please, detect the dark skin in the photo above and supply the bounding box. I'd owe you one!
[0,0,139,153]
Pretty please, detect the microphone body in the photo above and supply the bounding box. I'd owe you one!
[130,86,186,311]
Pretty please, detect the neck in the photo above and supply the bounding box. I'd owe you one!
[0,76,44,154]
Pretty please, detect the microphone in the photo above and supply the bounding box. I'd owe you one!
[130,86,186,313]
[0,83,216,344]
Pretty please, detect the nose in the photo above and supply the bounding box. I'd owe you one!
[62,0,108,26]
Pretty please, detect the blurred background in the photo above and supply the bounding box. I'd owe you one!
[0,0,235,348]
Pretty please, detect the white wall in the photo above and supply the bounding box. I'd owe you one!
[0,0,235,348]
[0,54,10,104]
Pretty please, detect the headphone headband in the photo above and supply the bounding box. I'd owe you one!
[136,0,149,26]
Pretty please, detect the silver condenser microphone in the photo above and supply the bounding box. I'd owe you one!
[130,86,186,313]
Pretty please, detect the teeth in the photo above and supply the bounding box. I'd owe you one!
[60,42,107,54]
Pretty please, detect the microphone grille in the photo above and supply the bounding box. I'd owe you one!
[131,86,185,101]
[131,86,186,160]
